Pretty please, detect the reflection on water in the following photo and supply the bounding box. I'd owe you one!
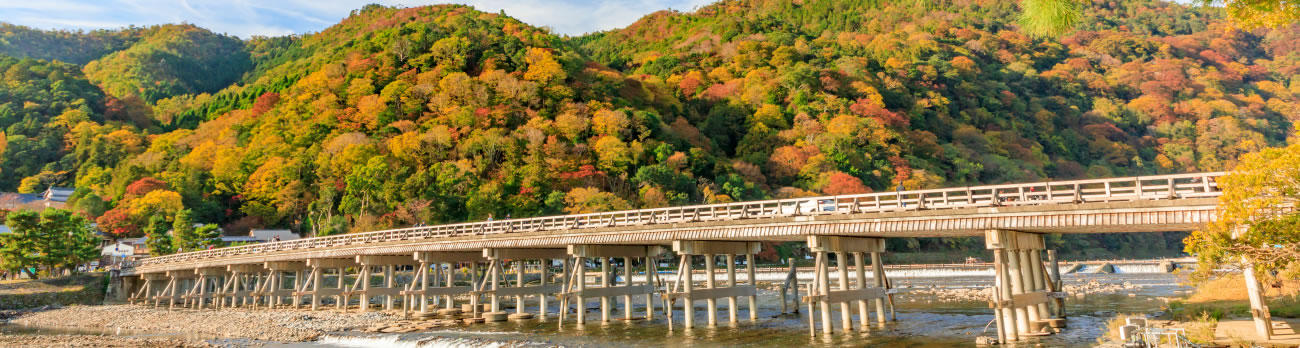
[4,272,1191,348]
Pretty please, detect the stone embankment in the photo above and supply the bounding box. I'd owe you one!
[10,304,396,342]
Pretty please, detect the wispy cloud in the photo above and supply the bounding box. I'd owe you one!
[0,0,714,37]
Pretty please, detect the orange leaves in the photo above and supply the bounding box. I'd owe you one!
[950,56,977,73]
[767,145,819,181]
[820,171,870,195]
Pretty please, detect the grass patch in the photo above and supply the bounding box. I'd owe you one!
[1165,274,1300,321]
[0,273,106,309]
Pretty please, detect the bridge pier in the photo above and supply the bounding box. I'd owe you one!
[665,241,759,329]
[219,265,262,308]
[296,258,355,311]
[481,248,565,321]
[985,229,1064,343]
[803,236,893,336]
[184,268,227,309]
[259,261,307,308]
[403,251,484,317]
[560,245,664,325]
[350,255,419,312]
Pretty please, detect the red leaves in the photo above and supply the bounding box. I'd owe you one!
[125,177,168,198]
[250,92,281,117]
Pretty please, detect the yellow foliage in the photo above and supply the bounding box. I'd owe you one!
[826,114,861,137]
[129,190,184,217]
[563,187,631,214]
[524,47,565,83]
[591,109,630,138]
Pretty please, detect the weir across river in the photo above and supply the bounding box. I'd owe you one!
[118,172,1269,344]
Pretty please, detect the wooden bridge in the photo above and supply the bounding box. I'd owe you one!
[118,172,1276,344]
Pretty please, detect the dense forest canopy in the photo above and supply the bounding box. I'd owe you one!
[0,0,1296,259]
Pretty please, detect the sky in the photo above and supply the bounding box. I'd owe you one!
[0,0,717,37]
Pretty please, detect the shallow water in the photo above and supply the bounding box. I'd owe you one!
[300,272,1190,348]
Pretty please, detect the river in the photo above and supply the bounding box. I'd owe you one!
[256,271,1190,348]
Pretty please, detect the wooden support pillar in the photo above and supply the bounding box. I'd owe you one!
[539,259,549,319]
[516,260,525,314]
[1019,250,1040,326]
[646,256,656,320]
[1031,250,1049,319]
[575,256,587,323]
[704,254,717,327]
[816,251,832,335]
[683,255,694,328]
[994,249,1017,342]
[836,252,852,332]
[1047,250,1064,318]
[384,265,395,311]
[623,257,633,321]
[871,252,886,325]
[600,257,611,322]
[726,254,738,325]
[853,252,870,332]
[746,253,757,322]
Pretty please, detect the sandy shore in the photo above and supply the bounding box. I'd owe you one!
[9,304,397,342]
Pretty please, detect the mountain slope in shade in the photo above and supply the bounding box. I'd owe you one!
[82,24,250,103]
[0,23,143,65]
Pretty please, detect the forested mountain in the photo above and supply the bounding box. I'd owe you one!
[0,0,1296,259]
[83,24,250,104]
[0,23,142,64]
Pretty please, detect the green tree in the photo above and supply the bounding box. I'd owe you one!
[0,208,98,278]
[172,209,200,252]
[144,215,175,256]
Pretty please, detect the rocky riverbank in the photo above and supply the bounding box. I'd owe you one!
[8,304,397,342]
[0,334,211,347]
[899,278,1145,303]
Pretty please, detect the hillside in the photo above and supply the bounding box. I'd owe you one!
[0,23,142,65]
[0,1,1295,258]
[82,24,250,104]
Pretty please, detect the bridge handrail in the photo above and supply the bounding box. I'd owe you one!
[135,172,1226,268]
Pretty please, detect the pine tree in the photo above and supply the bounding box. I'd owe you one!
[0,208,100,278]
[144,215,174,256]
[195,224,222,248]
[172,209,198,252]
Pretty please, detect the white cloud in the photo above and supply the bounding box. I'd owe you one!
[0,0,717,37]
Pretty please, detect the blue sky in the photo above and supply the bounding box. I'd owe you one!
[0,0,716,37]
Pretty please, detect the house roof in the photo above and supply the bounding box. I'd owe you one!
[43,187,74,202]
[219,236,262,243]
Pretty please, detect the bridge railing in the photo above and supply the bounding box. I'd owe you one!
[136,172,1225,269]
